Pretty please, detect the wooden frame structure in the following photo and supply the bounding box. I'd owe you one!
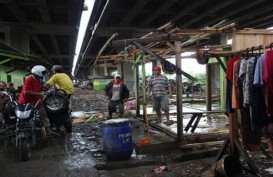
[95,26,273,176]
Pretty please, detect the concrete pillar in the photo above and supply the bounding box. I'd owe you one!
[93,67,105,76]
[117,62,122,74]
[104,60,108,75]
[10,27,29,54]
[156,60,161,66]
[123,62,134,92]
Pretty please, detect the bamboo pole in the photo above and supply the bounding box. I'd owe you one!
[93,33,118,66]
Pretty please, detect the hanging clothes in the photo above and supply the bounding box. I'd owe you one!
[239,56,261,149]
[231,60,241,109]
[263,50,273,115]
[244,57,256,106]
[253,54,268,129]
[226,55,261,150]
[226,56,240,113]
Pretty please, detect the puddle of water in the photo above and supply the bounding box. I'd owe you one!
[63,152,95,169]
[71,111,93,118]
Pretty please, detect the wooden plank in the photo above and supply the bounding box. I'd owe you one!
[233,33,273,51]
[180,140,224,149]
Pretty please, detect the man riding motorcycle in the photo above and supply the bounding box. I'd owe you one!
[18,65,59,140]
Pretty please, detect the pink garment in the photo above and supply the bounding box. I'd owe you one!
[263,50,273,114]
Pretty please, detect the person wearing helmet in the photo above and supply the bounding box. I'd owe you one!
[43,65,74,97]
[19,65,59,139]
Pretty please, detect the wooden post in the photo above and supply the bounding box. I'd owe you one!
[206,64,212,111]
[229,113,238,154]
[175,41,183,141]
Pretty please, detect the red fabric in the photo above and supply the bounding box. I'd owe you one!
[226,57,240,82]
[264,50,273,114]
[110,79,125,84]
[19,76,42,105]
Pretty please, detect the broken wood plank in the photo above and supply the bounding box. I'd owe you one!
[180,140,224,149]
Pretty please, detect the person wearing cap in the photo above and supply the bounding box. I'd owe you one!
[147,66,173,125]
[43,65,74,97]
[105,74,129,119]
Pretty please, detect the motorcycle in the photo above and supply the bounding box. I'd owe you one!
[0,91,17,131]
[15,99,41,161]
[43,88,72,133]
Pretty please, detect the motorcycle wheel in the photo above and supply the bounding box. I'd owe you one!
[44,89,69,114]
[19,138,30,161]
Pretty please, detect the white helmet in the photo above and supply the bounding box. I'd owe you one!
[31,65,46,77]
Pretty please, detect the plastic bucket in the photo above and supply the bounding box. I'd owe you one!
[202,154,243,177]
[215,154,243,177]
[103,118,133,160]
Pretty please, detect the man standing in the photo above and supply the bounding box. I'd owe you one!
[105,74,129,119]
[43,65,74,97]
[147,66,173,125]
[19,65,59,139]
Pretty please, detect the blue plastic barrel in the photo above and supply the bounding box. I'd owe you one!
[103,118,133,160]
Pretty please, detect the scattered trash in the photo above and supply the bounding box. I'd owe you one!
[125,99,136,110]
[96,112,105,119]
[153,166,167,173]
[92,152,103,158]
[73,117,86,123]
[265,167,273,174]
[136,137,151,145]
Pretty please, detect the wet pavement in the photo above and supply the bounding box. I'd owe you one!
[0,116,217,177]
[0,124,99,177]
[1,117,272,177]
[1,89,273,177]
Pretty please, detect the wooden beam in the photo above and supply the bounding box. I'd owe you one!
[95,26,156,37]
[94,33,118,66]
[235,28,273,35]
[111,35,189,47]
[94,64,118,67]
[132,42,197,81]
[0,58,13,64]
[110,22,175,63]
[175,28,232,35]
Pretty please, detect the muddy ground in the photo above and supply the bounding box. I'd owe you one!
[0,89,273,177]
